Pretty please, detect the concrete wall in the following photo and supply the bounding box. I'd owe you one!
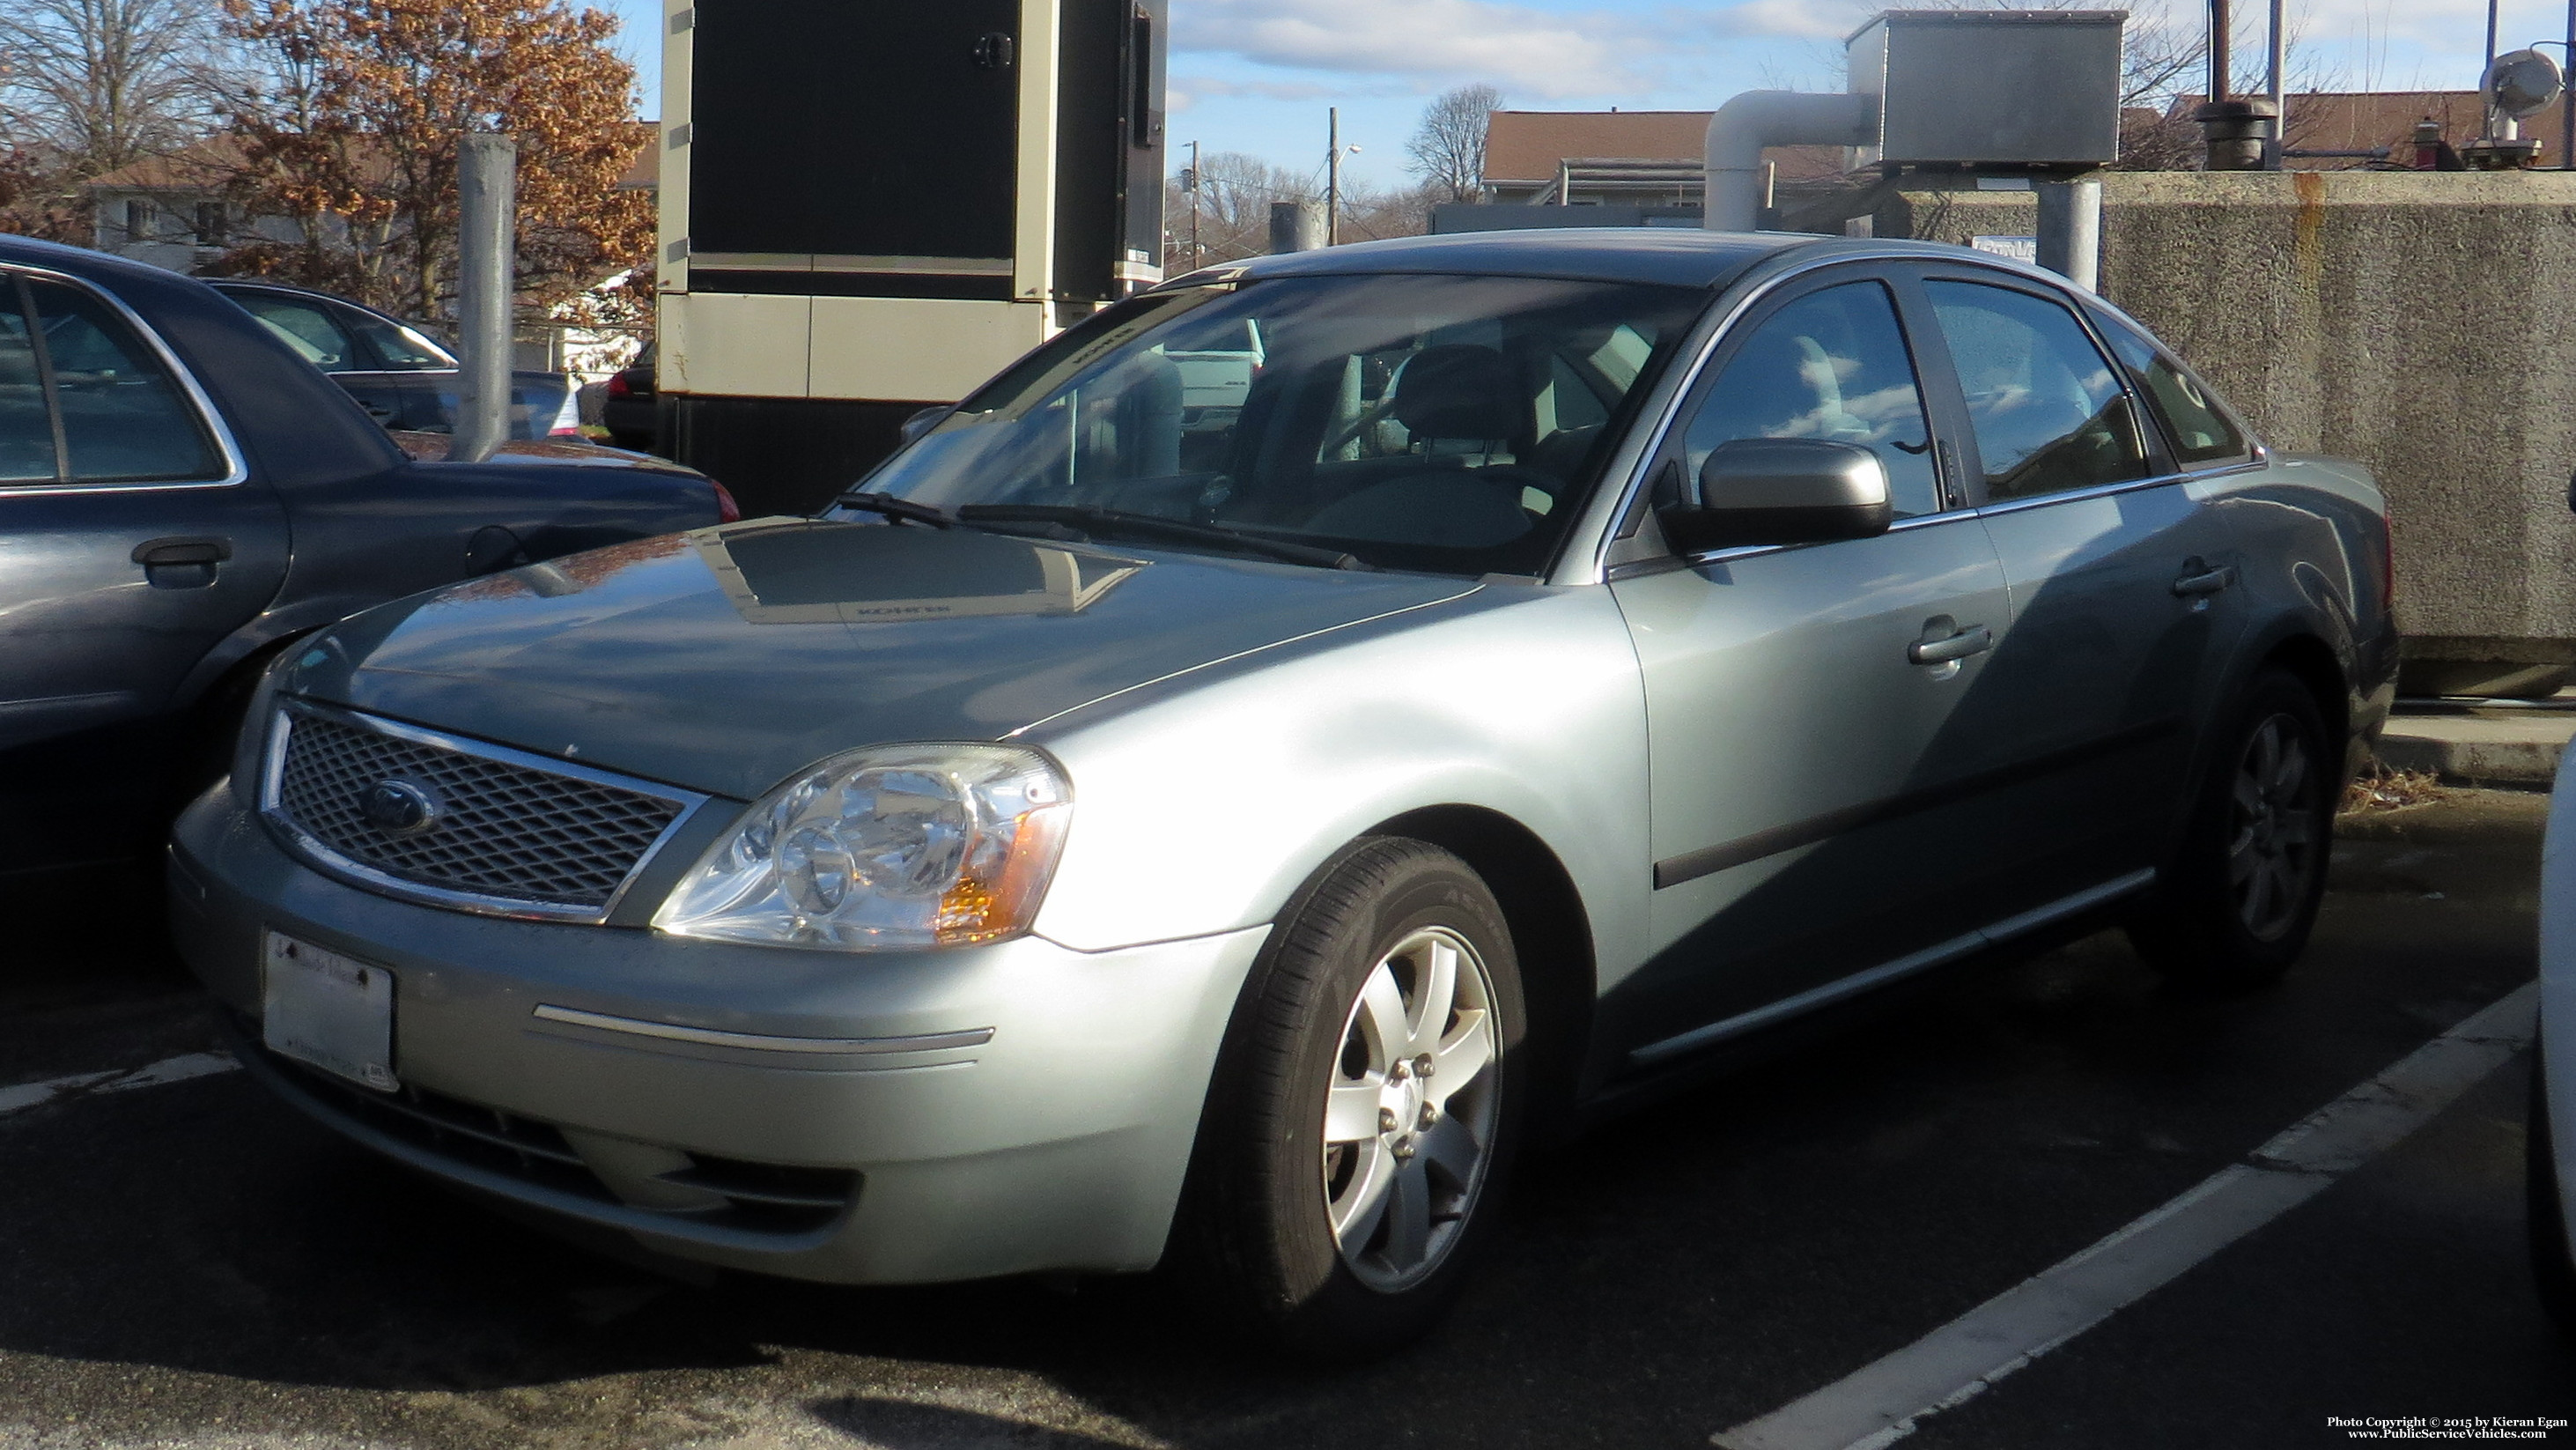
[1877,172,2576,686]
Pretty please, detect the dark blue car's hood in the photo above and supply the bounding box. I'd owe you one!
[284,520,1478,800]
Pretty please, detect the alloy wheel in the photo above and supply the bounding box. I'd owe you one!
[1319,926,1502,1293]
[2228,712,2321,942]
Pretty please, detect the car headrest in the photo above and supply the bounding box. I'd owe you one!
[1389,344,1527,442]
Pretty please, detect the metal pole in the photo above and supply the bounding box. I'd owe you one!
[2210,0,2231,103]
[1189,138,1201,265]
[454,132,515,465]
[2035,179,2102,292]
[1325,107,1340,246]
[2484,0,2503,137]
[2265,0,2285,166]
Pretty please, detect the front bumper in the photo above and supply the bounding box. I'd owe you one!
[167,779,1267,1284]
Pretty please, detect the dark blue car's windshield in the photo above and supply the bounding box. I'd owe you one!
[841,273,1708,575]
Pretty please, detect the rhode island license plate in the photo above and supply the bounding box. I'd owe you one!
[262,931,397,1091]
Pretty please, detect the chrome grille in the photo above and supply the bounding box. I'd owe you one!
[266,706,694,918]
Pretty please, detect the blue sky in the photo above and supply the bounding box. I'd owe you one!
[602,0,2533,194]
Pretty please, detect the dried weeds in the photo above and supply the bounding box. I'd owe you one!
[2341,765,2447,815]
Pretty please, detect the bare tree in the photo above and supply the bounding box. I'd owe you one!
[1163,150,1437,267]
[0,0,225,172]
[1405,83,1502,202]
[1164,150,1312,264]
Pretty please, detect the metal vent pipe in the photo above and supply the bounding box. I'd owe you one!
[1703,92,1879,233]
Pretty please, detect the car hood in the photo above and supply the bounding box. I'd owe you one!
[284,520,1480,800]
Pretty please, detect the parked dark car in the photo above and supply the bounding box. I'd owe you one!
[205,278,582,440]
[0,234,732,881]
[601,338,654,451]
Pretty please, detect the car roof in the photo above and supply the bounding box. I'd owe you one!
[1171,228,2035,295]
[0,231,218,292]
[203,276,388,314]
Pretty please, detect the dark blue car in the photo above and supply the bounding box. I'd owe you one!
[0,234,733,881]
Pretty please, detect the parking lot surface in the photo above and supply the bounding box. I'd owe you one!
[3,791,2571,1449]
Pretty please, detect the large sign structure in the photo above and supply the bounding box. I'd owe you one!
[655,0,1169,514]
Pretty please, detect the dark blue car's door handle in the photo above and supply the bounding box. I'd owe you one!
[2173,561,2237,597]
[133,536,232,589]
[133,537,233,567]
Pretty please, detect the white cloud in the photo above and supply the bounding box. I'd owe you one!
[1694,0,1865,41]
[1172,0,1652,97]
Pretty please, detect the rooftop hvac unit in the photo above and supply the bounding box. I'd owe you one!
[1847,10,2124,168]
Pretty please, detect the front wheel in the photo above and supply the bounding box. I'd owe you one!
[1174,838,1524,1359]
[2129,669,2336,988]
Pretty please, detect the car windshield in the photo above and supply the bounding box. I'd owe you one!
[841,272,1709,575]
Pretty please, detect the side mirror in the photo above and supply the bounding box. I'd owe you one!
[1658,438,1893,553]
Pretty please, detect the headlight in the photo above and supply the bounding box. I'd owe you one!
[653,744,1072,951]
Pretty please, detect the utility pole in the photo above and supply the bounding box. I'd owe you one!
[1187,138,1202,267]
[1326,107,1340,246]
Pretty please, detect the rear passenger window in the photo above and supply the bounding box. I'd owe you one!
[26,277,223,484]
[2094,317,2252,466]
[233,292,360,371]
[1926,280,2149,501]
[0,282,54,482]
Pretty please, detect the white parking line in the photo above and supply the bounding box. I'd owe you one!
[0,1051,241,1119]
[1712,981,2542,1450]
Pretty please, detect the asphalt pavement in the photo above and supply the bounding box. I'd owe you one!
[1,792,2570,1450]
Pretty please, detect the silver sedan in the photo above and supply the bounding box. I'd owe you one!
[170,229,2395,1357]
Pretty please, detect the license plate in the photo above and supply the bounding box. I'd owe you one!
[262,931,397,1091]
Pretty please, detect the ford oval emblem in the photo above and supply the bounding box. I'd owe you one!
[361,779,442,836]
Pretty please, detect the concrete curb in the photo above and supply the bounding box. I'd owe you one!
[2375,712,2576,788]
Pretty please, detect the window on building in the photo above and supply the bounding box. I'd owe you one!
[195,202,228,248]
[123,200,151,245]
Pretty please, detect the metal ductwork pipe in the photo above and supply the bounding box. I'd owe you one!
[454,132,518,464]
[1703,92,1879,233]
[2036,179,2102,292]
[1268,200,1325,254]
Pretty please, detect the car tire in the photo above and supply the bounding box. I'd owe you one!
[2127,669,2336,989]
[2530,1054,2576,1335]
[1173,837,1524,1360]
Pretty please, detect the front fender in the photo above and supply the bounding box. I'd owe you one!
[1022,584,1653,995]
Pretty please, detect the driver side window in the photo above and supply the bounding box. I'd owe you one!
[1673,281,1944,520]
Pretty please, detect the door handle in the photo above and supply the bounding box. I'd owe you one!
[133,536,232,590]
[1908,621,1994,665]
[2172,561,2238,597]
[133,536,232,566]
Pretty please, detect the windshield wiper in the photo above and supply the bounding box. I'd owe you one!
[956,505,1375,571]
[831,490,953,529]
